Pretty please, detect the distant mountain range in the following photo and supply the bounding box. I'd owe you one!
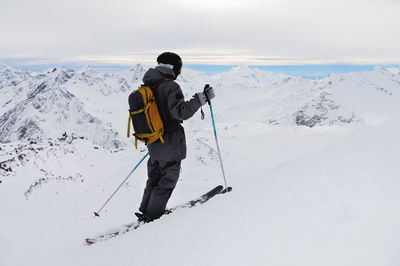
[1,63,399,148]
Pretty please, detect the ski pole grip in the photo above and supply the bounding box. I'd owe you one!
[204,84,211,105]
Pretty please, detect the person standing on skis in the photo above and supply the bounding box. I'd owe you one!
[134,52,215,221]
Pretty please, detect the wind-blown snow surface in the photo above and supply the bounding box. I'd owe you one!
[1,64,400,266]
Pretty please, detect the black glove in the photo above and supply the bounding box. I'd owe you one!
[204,84,215,102]
[196,84,215,106]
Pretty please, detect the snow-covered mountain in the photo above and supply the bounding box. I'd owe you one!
[1,63,400,266]
[0,65,147,148]
[3,63,398,149]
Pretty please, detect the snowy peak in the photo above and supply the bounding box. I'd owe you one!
[212,65,287,91]
[0,63,33,89]
[49,67,75,84]
[0,81,123,149]
[0,64,126,148]
[0,63,20,73]
[294,91,357,127]
[127,63,147,74]
[313,69,400,124]
[118,63,148,88]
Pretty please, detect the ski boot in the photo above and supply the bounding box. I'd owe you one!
[135,212,152,223]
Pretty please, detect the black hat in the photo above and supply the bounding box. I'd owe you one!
[157,52,182,78]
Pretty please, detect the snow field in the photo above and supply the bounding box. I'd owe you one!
[1,65,400,265]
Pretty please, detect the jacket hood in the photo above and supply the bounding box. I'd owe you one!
[142,66,176,86]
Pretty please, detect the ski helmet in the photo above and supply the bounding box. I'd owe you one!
[157,52,182,79]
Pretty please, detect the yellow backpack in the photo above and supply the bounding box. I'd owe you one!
[127,79,170,149]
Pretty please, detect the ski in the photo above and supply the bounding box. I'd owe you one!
[85,221,141,245]
[85,185,227,245]
[168,184,224,212]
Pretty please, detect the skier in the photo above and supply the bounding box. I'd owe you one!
[135,52,215,222]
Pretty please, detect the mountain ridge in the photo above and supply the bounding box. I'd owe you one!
[1,63,399,148]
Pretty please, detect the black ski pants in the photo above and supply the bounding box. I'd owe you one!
[139,158,181,220]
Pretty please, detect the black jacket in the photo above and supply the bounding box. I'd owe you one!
[141,66,202,162]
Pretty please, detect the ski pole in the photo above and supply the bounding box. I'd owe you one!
[205,85,230,191]
[94,152,149,217]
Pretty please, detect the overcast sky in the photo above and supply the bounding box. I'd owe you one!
[1,0,399,66]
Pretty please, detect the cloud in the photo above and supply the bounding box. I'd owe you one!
[0,0,399,65]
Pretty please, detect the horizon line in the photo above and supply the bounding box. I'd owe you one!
[1,61,400,78]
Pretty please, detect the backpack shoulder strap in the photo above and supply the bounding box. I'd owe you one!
[148,78,180,132]
[150,78,173,90]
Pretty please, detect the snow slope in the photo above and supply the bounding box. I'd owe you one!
[1,64,400,266]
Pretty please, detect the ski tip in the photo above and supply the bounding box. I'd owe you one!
[221,186,233,194]
[213,185,224,195]
[85,238,94,245]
